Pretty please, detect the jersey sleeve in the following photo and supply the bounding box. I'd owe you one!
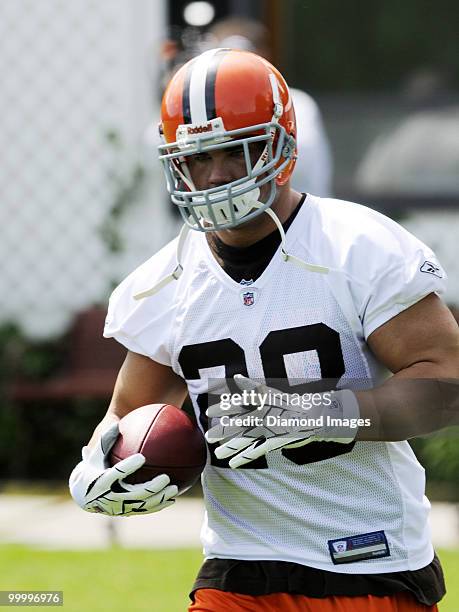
[103,239,179,365]
[351,210,447,340]
[309,198,447,341]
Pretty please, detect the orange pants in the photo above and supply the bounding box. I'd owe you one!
[189,589,438,611]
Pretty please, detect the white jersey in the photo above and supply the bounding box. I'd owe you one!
[104,195,446,574]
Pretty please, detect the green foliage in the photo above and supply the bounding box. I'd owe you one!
[411,431,459,501]
[98,130,146,255]
[0,323,24,386]
[0,406,18,470]
[0,323,66,478]
[0,322,106,480]
[416,434,459,481]
[285,1,459,90]
[0,400,108,480]
[0,322,63,384]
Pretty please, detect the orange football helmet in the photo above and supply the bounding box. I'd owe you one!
[158,48,297,231]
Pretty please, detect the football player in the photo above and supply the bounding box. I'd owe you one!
[70,49,459,611]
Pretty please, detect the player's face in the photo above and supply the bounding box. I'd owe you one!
[186,141,267,193]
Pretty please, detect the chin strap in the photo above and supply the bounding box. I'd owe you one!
[133,223,190,300]
[133,206,330,301]
[264,207,330,275]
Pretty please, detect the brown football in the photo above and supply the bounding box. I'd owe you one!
[109,404,207,493]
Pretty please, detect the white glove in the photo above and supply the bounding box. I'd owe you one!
[69,423,177,516]
[206,375,360,468]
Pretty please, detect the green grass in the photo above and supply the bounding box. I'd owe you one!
[438,549,459,612]
[0,547,202,612]
[0,546,457,611]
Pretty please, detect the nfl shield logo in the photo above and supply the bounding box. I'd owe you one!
[333,541,347,553]
[242,291,255,306]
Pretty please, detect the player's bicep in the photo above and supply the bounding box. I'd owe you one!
[367,293,459,377]
[108,351,188,418]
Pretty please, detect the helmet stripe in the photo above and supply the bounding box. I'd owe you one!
[182,57,197,125]
[183,48,229,125]
[204,48,229,120]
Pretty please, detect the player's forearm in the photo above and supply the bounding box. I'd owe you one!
[354,376,459,441]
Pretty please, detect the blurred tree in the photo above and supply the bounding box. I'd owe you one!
[411,433,459,501]
[283,0,459,91]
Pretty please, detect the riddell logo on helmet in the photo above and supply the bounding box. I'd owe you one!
[187,123,213,135]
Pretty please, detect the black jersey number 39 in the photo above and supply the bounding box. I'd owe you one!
[178,323,354,468]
